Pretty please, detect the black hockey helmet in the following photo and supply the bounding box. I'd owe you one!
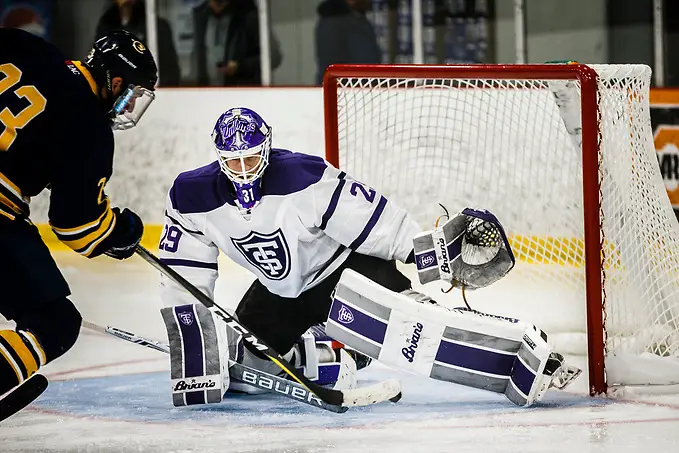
[85,29,158,130]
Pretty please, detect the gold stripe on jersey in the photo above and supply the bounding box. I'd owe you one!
[0,338,22,383]
[0,171,29,215]
[18,330,46,367]
[0,208,16,220]
[0,170,24,199]
[78,215,117,257]
[72,61,98,96]
[51,198,112,235]
[52,200,116,256]
[0,331,38,379]
[0,190,24,214]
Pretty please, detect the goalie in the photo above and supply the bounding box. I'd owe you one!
[157,107,580,408]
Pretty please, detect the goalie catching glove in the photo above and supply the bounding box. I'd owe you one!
[413,207,515,289]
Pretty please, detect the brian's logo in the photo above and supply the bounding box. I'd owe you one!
[437,238,451,274]
[401,322,423,363]
[178,311,194,326]
[337,305,355,324]
[419,254,435,268]
[232,229,291,280]
[173,378,217,392]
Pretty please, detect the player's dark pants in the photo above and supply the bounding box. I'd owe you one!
[0,215,82,383]
[235,253,411,354]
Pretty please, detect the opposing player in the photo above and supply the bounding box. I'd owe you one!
[0,28,158,416]
[158,107,580,408]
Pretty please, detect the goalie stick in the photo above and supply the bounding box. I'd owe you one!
[81,321,349,413]
[134,245,401,408]
[0,373,48,423]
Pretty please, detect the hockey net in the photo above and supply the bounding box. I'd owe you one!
[323,64,679,395]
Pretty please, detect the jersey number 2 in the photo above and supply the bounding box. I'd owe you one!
[0,63,47,151]
[350,182,376,203]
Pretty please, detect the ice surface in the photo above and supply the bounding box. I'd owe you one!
[3,254,679,453]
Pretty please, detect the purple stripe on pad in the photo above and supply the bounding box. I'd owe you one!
[316,364,341,386]
[435,340,514,377]
[328,299,387,345]
[349,195,388,250]
[510,357,537,396]
[447,236,462,261]
[174,306,206,405]
[161,258,218,270]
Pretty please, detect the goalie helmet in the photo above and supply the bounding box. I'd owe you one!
[211,107,272,210]
[85,29,158,130]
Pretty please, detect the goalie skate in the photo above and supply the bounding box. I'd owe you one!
[544,352,582,391]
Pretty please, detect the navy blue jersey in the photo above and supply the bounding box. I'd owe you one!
[0,29,117,256]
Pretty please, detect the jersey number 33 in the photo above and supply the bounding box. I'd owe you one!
[0,63,47,151]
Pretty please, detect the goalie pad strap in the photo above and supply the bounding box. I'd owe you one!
[161,304,224,406]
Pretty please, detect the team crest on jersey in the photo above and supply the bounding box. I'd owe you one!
[231,229,291,280]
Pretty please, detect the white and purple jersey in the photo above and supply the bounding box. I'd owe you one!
[159,149,421,307]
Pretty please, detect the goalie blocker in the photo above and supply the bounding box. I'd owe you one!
[326,269,581,407]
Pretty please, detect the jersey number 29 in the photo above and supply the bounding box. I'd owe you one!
[0,63,47,151]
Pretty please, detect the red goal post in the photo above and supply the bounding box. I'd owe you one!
[322,63,669,397]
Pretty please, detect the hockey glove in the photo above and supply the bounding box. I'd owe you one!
[96,207,144,260]
[412,208,515,289]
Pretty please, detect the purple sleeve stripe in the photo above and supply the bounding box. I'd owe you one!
[160,258,218,270]
[319,171,346,230]
[349,195,387,250]
[164,211,203,235]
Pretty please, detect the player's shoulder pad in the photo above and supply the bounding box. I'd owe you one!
[169,161,236,214]
[262,149,329,196]
[0,28,58,57]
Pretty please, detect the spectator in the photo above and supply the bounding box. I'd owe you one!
[191,0,282,87]
[315,0,381,85]
[96,0,181,86]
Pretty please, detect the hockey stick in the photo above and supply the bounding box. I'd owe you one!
[134,245,401,408]
[0,373,48,423]
[81,321,348,413]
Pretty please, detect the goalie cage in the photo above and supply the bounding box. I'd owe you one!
[322,63,679,396]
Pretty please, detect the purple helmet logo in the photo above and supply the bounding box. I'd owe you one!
[217,116,257,150]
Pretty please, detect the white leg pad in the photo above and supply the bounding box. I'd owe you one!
[327,269,565,407]
[161,304,232,406]
[504,326,552,407]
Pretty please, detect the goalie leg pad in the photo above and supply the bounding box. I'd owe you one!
[161,304,232,406]
[327,270,576,406]
[504,327,551,407]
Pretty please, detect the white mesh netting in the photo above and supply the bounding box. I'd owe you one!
[331,64,679,388]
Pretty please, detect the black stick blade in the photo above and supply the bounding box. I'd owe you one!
[0,374,48,423]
